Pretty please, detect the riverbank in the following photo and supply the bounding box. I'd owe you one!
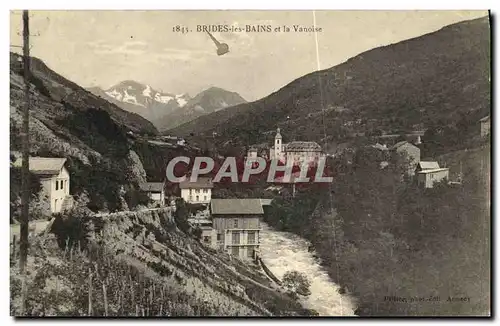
[259,222,356,316]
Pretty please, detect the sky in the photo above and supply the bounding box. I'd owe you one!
[10,10,488,101]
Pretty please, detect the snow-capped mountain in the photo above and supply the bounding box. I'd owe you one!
[87,80,191,122]
[88,81,246,131]
[157,87,247,131]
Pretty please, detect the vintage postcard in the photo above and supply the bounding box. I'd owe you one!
[9,10,491,317]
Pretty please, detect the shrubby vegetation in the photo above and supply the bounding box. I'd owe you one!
[282,271,311,298]
[9,167,46,222]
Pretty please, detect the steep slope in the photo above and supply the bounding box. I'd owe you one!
[10,208,312,316]
[9,52,163,212]
[159,87,246,132]
[88,81,191,123]
[10,54,157,135]
[171,16,490,149]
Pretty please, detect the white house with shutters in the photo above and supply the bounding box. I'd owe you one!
[179,177,214,204]
[14,157,73,213]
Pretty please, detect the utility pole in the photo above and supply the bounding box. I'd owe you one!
[19,9,30,316]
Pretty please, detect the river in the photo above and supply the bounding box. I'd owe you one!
[259,222,356,316]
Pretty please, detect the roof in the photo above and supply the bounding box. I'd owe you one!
[139,182,164,192]
[179,177,214,189]
[285,141,322,152]
[390,141,419,151]
[211,199,264,215]
[480,115,490,122]
[13,157,67,175]
[417,168,449,174]
[418,161,440,170]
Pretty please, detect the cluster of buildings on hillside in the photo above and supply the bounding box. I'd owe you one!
[10,115,489,259]
[371,139,452,188]
[10,152,267,260]
[142,176,266,260]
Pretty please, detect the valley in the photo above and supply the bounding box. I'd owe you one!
[9,12,491,318]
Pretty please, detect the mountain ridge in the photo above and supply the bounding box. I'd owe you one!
[88,82,246,131]
[169,16,490,150]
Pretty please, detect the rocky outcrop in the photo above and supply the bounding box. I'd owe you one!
[126,150,147,184]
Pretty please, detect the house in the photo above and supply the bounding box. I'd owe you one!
[13,157,73,213]
[269,128,325,167]
[188,217,217,248]
[480,115,490,137]
[416,161,450,188]
[210,199,263,260]
[390,141,421,177]
[139,182,165,206]
[180,177,213,204]
[246,146,258,160]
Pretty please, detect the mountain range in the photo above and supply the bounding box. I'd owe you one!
[169,16,491,151]
[88,82,246,131]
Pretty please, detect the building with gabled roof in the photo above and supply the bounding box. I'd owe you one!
[416,164,450,189]
[139,182,165,206]
[179,177,213,204]
[390,141,421,177]
[210,199,263,260]
[269,128,325,167]
[12,156,73,213]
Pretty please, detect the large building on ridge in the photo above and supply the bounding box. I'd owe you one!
[268,128,324,166]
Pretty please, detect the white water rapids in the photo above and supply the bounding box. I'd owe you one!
[259,222,356,316]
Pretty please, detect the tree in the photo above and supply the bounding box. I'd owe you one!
[282,271,311,297]
[174,198,190,233]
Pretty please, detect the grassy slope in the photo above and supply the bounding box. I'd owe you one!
[10,209,308,316]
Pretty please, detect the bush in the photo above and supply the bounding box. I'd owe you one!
[50,208,95,250]
[282,271,311,297]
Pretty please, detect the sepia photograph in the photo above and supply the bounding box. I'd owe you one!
[8,8,491,318]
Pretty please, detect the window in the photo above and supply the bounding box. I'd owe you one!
[233,219,238,228]
[248,231,256,244]
[204,196,207,201]
[60,180,63,190]
[217,233,222,241]
[247,247,255,258]
[55,180,59,190]
[189,189,192,194]
[189,196,193,202]
[196,195,199,201]
[232,231,240,244]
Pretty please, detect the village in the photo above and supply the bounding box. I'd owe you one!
[9,114,490,264]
